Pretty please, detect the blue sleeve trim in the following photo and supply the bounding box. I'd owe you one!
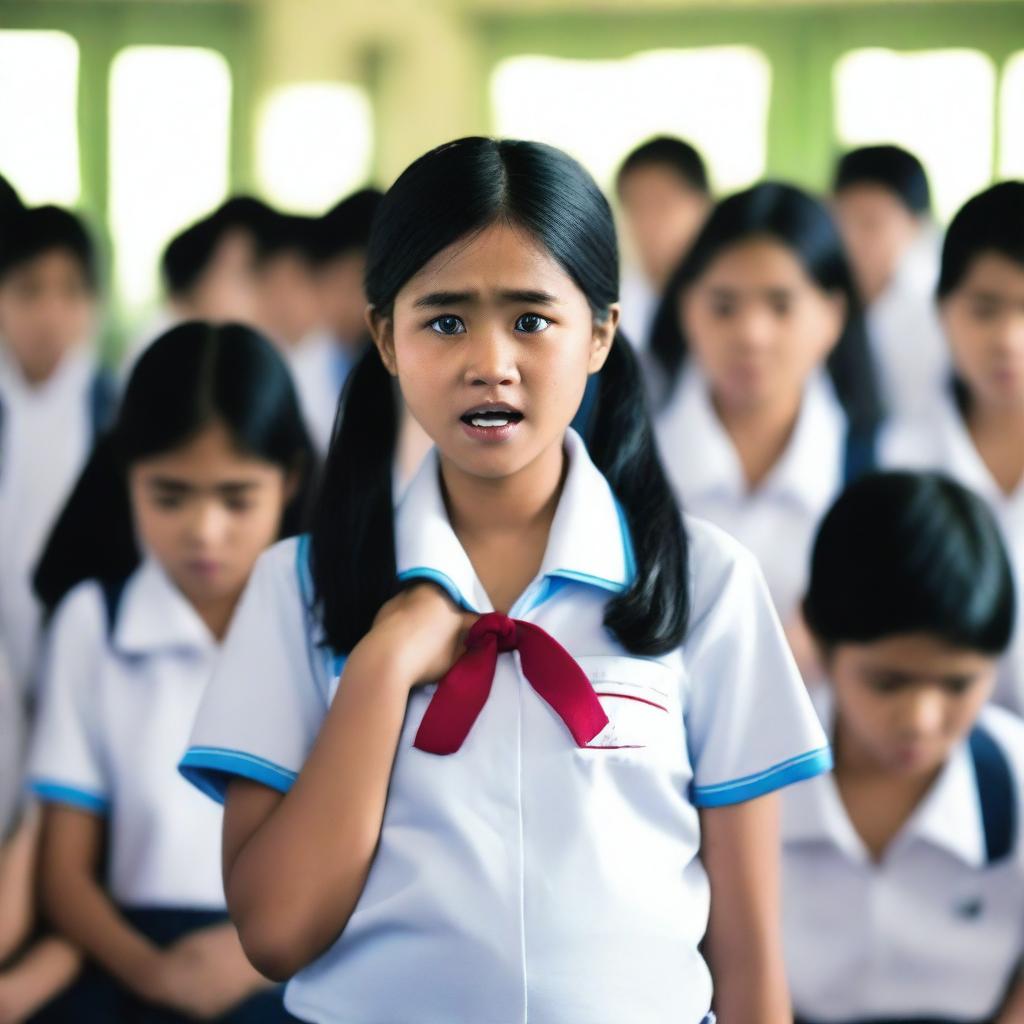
[179,747,298,806]
[398,567,477,612]
[692,747,833,808]
[30,779,109,815]
[613,497,638,585]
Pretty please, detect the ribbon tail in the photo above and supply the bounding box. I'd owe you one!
[413,638,498,755]
[516,622,608,746]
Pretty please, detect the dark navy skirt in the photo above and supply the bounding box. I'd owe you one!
[30,907,300,1023]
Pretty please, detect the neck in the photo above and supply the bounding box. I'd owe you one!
[713,386,804,490]
[190,590,243,642]
[969,397,1024,434]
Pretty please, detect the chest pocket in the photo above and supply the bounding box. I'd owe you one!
[574,655,680,756]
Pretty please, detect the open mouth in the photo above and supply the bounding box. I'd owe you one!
[459,406,524,429]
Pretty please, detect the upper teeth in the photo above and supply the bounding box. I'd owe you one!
[472,415,510,427]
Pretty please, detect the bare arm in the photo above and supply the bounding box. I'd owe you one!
[0,938,81,1024]
[998,966,1024,1024]
[700,793,792,1024]
[223,586,471,981]
[0,811,37,964]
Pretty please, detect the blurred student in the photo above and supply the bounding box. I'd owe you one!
[0,206,113,699]
[27,322,314,1022]
[288,188,383,456]
[833,144,949,416]
[784,471,1024,1024]
[651,182,883,676]
[883,181,1024,715]
[0,173,22,235]
[616,137,711,354]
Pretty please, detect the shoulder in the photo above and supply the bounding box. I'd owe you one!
[49,578,109,647]
[878,409,947,469]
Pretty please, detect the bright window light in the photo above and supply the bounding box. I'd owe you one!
[257,83,373,213]
[0,30,80,205]
[109,46,232,313]
[491,48,771,195]
[1000,52,1024,178]
[834,48,996,221]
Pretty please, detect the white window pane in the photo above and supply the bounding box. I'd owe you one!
[834,48,995,221]
[0,30,80,205]
[257,84,373,213]
[1000,52,1024,178]
[109,46,232,313]
[491,48,771,194]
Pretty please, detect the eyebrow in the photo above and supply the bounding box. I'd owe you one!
[147,478,262,494]
[412,288,559,309]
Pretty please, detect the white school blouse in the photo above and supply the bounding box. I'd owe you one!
[0,343,98,698]
[881,396,1024,715]
[655,367,847,625]
[181,428,830,1024]
[28,558,227,909]
[782,695,1024,1022]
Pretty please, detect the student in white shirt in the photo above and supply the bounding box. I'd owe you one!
[179,136,829,1024]
[650,182,884,674]
[615,136,711,356]
[0,205,114,700]
[832,144,949,418]
[882,181,1024,714]
[783,471,1024,1024]
[28,322,315,1022]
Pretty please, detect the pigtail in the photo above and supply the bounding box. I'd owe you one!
[33,432,139,617]
[309,345,400,652]
[589,333,689,654]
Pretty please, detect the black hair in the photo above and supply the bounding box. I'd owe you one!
[616,136,709,196]
[254,209,319,265]
[0,172,23,232]
[804,471,1015,655]
[937,181,1024,299]
[34,321,317,615]
[0,205,97,289]
[833,144,931,216]
[312,137,689,656]
[648,181,883,431]
[310,188,384,266]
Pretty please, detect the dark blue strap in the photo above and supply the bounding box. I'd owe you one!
[88,369,118,440]
[969,725,1016,865]
[843,421,879,486]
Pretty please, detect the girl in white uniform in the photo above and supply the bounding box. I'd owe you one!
[180,137,830,1024]
[28,323,315,1022]
[882,182,1024,714]
[650,183,883,673]
[783,471,1024,1023]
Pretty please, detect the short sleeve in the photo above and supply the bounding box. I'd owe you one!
[179,537,331,804]
[28,583,110,815]
[682,518,831,808]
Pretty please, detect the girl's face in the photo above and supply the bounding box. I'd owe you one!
[370,221,616,481]
[129,420,294,610]
[682,237,845,415]
[941,252,1024,410]
[828,633,996,778]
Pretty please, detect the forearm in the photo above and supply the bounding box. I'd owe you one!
[0,936,81,1020]
[226,645,411,978]
[0,817,37,963]
[42,869,160,996]
[998,968,1024,1024]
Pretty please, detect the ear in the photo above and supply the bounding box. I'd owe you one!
[366,305,398,377]
[589,303,619,374]
[283,465,303,504]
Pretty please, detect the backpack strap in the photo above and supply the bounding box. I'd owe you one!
[88,369,118,441]
[968,724,1016,865]
[842,421,879,487]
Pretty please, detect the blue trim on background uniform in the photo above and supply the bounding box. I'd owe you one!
[179,747,297,805]
[398,567,478,611]
[692,747,833,808]
[31,779,109,815]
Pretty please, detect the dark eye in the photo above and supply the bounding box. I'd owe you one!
[428,315,465,336]
[515,313,550,334]
[943,677,973,696]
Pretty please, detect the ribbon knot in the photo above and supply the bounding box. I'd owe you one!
[414,611,609,756]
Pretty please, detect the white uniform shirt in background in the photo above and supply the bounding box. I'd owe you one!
[619,267,659,352]
[285,330,346,458]
[867,227,950,420]
[782,694,1024,1023]
[182,428,829,1024]
[29,559,226,910]
[0,343,97,698]
[655,367,846,625]
[882,398,1024,715]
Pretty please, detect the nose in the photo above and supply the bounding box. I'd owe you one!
[187,497,229,548]
[899,691,946,739]
[731,305,776,352]
[464,325,520,388]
